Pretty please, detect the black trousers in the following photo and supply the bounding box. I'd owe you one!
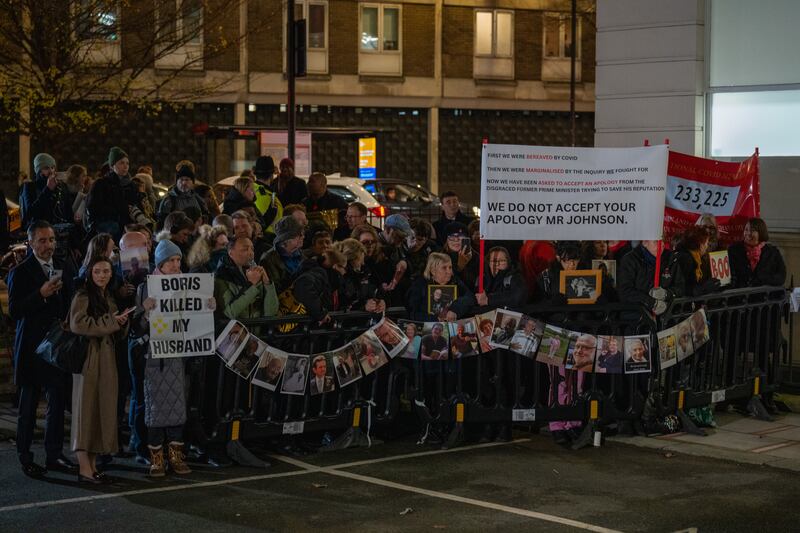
[16,380,66,465]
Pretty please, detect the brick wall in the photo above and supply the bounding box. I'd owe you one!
[329,0,358,75]
[403,4,435,78]
[204,0,240,71]
[515,10,543,81]
[442,6,472,79]
[248,0,282,72]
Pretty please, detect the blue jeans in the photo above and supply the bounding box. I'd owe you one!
[127,339,147,456]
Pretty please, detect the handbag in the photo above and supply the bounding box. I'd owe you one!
[36,320,89,374]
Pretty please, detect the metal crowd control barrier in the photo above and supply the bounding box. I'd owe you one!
[656,286,789,435]
[187,308,411,462]
[413,303,656,450]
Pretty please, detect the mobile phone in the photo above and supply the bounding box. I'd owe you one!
[119,306,136,316]
[460,237,471,252]
[49,269,63,281]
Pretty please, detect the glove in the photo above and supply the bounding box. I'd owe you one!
[652,299,668,315]
[649,287,669,301]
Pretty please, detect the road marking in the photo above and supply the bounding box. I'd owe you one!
[749,441,798,454]
[0,439,528,514]
[751,425,794,436]
[0,469,317,513]
[274,451,623,533]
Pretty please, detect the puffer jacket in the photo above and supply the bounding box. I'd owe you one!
[213,254,279,320]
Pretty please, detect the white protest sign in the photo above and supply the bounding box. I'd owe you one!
[147,274,215,358]
[479,144,668,241]
[708,250,731,286]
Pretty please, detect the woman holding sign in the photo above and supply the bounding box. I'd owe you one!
[728,218,786,288]
[69,257,131,484]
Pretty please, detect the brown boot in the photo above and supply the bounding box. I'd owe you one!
[168,442,192,475]
[148,446,166,478]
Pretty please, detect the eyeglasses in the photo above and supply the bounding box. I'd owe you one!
[489,259,508,264]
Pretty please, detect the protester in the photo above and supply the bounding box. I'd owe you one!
[406,252,473,322]
[697,213,720,252]
[333,238,385,313]
[69,256,130,483]
[618,240,684,315]
[213,214,234,236]
[137,240,201,476]
[86,147,139,240]
[231,210,271,263]
[272,158,307,206]
[283,203,309,231]
[333,202,373,241]
[303,172,348,230]
[65,164,91,226]
[441,221,478,289]
[304,228,333,259]
[214,236,279,321]
[157,161,207,228]
[473,246,527,313]
[260,215,305,294]
[673,226,720,296]
[432,191,473,246]
[580,240,609,266]
[193,183,221,219]
[518,240,557,299]
[292,249,348,324]
[157,212,195,270]
[8,221,77,477]
[223,176,257,216]
[728,218,786,288]
[606,240,632,261]
[19,153,73,228]
[187,224,229,272]
[406,219,440,281]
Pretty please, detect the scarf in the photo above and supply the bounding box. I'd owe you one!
[689,249,703,281]
[279,246,303,274]
[745,242,765,272]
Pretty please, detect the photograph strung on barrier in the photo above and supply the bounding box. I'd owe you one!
[475,310,497,353]
[397,320,423,359]
[428,284,457,318]
[448,318,479,358]
[281,354,310,395]
[371,317,409,358]
[592,260,617,287]
[690,309,710,350]
[657,327,678,370]
[309,353,336,395]
[332,342,363,387]
[356,330,390,375]
[490,309,523,349]
[215,320,249,366]
[228,334,265,380]
[251,347,289,391]
[419,321,450,360]
[676,320,694,361]
[536,325,572,366]
[560,269,602,304]
[564,333,597,372]
[624,335,652,374]
[508,315,544,358]
[595,335,624,374]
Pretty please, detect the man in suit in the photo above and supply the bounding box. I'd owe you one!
[8,220,77,477]
[335,349,359,382]
[309,355,335,395]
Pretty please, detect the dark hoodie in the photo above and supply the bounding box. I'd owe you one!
[292,256,341,321]
[19,172,73,228]
[86,171,138,230]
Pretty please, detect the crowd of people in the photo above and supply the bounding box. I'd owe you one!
[7,147,788,481]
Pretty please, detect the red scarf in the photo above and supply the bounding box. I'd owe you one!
[745,242,765,271]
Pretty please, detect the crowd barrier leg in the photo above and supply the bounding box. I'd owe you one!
[571,396,601,450]
[746,375,773,422]
[674,389,706,436]
[225,417,270,467]
[322,403,374,451]
[442,398,466,450]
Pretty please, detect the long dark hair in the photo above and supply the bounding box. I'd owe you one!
[82,232,114,269]
[83,257,113,318]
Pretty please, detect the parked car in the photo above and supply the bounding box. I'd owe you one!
[213,173,385,224]
[362,179,479,221]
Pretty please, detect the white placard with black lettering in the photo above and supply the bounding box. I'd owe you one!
[480,144,668,241]
[147,273,215,358]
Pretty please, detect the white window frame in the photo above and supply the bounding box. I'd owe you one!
[75,0,121,64]
[283,0,329,75]
[473,9,514,80]
[358,3,402,77]
[542,12,582,82]
[155,0,204,70]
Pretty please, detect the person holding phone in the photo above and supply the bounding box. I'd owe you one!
[442,222,479,289]
[68,256,131,484]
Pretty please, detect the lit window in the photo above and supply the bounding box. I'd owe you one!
[76,0,119,42]
[360,4,401,53]
[287,1,328,74]
[474,10,513,58]
[544,13,580,59]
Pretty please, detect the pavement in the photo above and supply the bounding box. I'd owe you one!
[1,399,800,532]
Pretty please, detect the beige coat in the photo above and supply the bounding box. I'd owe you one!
[69,290,128,454]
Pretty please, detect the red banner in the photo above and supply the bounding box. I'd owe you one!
[664,151,759,249]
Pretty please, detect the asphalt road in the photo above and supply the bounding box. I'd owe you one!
[0,432,795,533]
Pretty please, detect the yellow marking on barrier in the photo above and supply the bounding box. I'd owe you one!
[353,407,361,428]
[754,377,760,395]
[678,390,685,410]
[456,403,465,423]
[589,400,599,420]
[231,420,240,441]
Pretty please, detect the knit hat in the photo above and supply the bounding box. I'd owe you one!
[385,214,411,234]
[176,164,196,182]
[154,239,182,268]
[108,146,129,167]
[253,156,275,179]
[444,221,468,237]
[273,215,305,245]
[33,153,56,175]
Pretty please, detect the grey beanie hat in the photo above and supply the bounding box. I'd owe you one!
[154,239,182,268]
[33,153,56,175]
[273,215,305,246]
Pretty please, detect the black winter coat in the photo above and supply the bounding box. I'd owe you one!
[617,245,684,309]
[406,274,474,322]
[272,176,308,207]
[534,262,617,306]
[292,257,340,321]
[432,211,473,246]
[19,174,73,228]
[8,254,75,385]
[727,242,786,288]
[471,265,527,315]
[86,172,137,228]
[340,265,379,311]
[672,245,720,296]
[222,187,255,216]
